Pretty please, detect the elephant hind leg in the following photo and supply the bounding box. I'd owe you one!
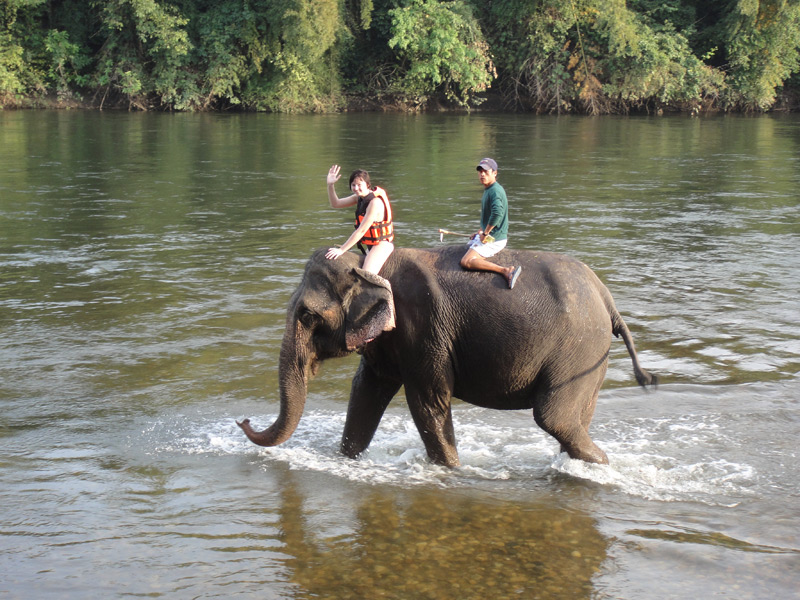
[533,382,609,465]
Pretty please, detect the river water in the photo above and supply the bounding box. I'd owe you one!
[1,111,798,598]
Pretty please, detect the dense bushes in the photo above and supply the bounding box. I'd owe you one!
[2,0,800,113]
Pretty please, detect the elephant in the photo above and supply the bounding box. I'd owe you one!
[238,246,658,466]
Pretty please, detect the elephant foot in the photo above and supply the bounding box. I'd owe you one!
[426,450,461,468]
[560,442,609,465]
[581,448,609,465]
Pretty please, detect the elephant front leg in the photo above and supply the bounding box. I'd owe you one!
[405,386,460,467]
[340,360,402,460]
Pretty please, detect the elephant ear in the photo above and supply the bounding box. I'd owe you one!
[343,268,396,351]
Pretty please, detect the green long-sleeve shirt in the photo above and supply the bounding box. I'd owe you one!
[480,181,509,241]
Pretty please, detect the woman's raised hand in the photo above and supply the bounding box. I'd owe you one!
[327,164,341,185]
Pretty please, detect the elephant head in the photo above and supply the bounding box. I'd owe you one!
[237,250,395,447]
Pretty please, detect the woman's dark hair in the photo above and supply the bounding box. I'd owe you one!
[349,169,371,189]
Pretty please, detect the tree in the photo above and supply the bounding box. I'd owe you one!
[2,0,800,112]
[387,0,495,108]
[719,0,800,109]
[247,0,341,112]
[479,0,725,113]
[90,0,191,109]
[1,0,48,102]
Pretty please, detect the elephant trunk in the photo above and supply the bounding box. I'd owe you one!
[237,321,312,447]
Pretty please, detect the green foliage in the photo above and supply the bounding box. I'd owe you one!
[591,0,724,111]
[232,0,342,112]
[0,30,27,99]
[719,0,800,109]
[1,0,800,112]
[388,0,495,107]
[1,0,47,101]
[92,0,192,108]
[481,0,579,111]
[176,0,275,110]
[268,0,341,111]
[482,0,728,113]
[44,29,90,100]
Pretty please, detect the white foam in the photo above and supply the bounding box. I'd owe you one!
[550,451,754,505]
[154,397,762,506]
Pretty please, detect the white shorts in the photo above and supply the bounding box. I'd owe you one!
[466,236,507,258]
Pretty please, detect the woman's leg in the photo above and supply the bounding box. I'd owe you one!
[362,241,394,274]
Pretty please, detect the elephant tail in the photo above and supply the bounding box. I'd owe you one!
[610,306,659,390]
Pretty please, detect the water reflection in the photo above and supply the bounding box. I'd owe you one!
[273,467,607,599]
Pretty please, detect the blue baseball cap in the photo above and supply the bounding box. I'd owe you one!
[476,158,498,172]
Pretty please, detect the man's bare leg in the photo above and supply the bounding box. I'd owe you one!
[460,248,521,288]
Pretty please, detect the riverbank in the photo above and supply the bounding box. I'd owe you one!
[5,89,800,115]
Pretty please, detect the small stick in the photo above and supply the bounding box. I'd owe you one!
[438,228,472,241]
[438,228,494,243]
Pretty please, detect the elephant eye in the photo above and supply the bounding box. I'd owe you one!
[299,307,319,327]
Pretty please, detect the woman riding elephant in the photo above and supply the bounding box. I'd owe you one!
[324,164,396,328]
[324,165,395,275]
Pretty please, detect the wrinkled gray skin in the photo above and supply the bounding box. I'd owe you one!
[238,246,658,466]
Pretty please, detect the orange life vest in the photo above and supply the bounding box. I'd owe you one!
[354,186,394,246]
